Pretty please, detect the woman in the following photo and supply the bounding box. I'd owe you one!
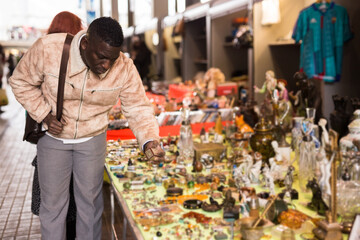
[0,44,5,114]
[31,11,83,240]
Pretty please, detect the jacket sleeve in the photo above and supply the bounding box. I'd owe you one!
[9,38,51,123]
[119,61,160,148]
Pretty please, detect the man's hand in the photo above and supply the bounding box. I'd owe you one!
[43,112,66,135]
[144,140,165,164]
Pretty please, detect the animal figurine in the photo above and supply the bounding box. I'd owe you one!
[306,178,329,215]
[235,115,254,133]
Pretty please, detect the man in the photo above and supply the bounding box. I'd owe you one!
[10,17,164,240]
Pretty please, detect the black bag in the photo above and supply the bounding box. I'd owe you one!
[23,34,73,144]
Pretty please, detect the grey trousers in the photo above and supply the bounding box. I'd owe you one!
[37,132,106,240]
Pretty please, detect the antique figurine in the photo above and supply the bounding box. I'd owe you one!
[254,70,277,118]
[306,178,328,216]
[262,164,275,195]
[222,189,239,220]
[281,166,298,201]
[318,118,329,147]
[268,141,288,180]
[204,68,225,98]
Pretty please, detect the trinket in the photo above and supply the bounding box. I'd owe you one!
[183,199,203,209]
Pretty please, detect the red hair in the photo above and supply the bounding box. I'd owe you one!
[47,11,83,35]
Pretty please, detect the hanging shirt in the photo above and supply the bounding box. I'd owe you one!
[292,2,352,82]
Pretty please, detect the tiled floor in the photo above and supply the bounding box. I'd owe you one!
[0,84,134,239]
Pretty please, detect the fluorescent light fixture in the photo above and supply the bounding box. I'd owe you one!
[163,14,183,27]
[209,0,248,18]
[177,0,186,13]
[134,18,158,34]
[200,0,210,2]
[122,26,134,38]
[183,3,209,21]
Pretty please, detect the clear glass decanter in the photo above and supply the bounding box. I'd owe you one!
[178,107,194,165]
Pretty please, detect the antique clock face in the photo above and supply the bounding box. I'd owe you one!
[265,199,288,223]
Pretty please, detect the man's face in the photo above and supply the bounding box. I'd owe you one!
[80,34,121,75]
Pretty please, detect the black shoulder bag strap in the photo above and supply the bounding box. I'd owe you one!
[56,34,73,121]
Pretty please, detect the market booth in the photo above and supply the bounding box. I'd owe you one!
[104,0,360,239]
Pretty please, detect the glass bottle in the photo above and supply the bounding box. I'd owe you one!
[178,107,194,165]
[291,117,304,162]
[298,118,316,192]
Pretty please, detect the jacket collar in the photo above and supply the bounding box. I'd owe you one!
[69,30,87,77]
[69,30,111,79]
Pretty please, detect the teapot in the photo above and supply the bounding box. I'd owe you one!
[250,118,275,164]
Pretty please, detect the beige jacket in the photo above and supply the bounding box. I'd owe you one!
[10,31,159,147]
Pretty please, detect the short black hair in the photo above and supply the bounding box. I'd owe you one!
[87,17,124,47]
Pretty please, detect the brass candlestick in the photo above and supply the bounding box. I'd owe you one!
[313,151,342,240]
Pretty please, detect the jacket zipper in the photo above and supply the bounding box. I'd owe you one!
[74,69,89,138]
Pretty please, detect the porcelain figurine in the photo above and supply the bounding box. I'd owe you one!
[235,115,254,133]
[263,164,275,195]
[318,118,329,147]
[268,141,288,180]
[254,70,277,118]
[340,110,360,152]
[249,160,262,184]
[317,148,333,196]
[234,159,251,188]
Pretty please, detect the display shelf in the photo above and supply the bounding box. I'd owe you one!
[210,7,249,81]
[269,40,298,47]
[183,17,208,80]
